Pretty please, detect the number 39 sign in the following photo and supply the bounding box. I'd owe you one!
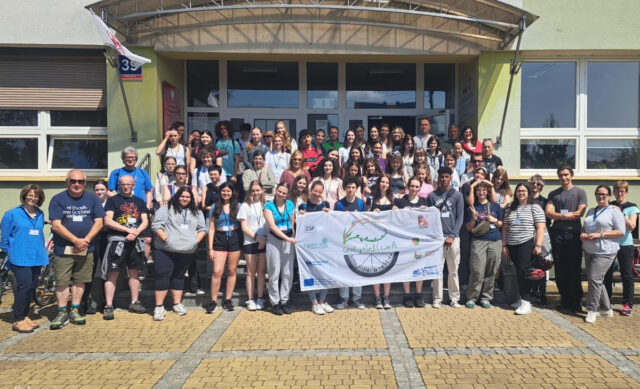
[118,55,143,81]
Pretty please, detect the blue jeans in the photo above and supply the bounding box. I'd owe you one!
[307,289,328,304]
[12,265,41,322]
[339,287,362,302]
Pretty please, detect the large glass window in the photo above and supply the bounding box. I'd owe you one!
[346,63,416,109]
[587,62,639,128]
[307,63,338,109]
[254,119,296,137]
[587,139,640,169]
[227,61,298,108]
[307,114,339,133]
[50,138,108,170]
[187,112,219,134]
[187,60,220,108]
[0,138,39,169]
[0,110,38,126]
[521,62,576,128]
[424,64,455,109]
[520,139,576,169]
[50,110,107,127]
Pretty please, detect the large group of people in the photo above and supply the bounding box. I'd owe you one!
[1,119,637,332]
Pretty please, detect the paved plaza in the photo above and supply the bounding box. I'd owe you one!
[1,284,640,388]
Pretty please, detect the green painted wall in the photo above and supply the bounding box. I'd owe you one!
[106,48,160,179]
[476,52,521,175]
[521,0,640,51]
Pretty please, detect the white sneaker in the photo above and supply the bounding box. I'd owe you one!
[354,300,365,309]
[320,302,334,313]
[432,302,441,309]
[196,289,206,295]
[515,300,531,315]
[312,303,325,315]
[510,300,522,309]
[597,309,614,317]
[336,299,349,310]
[255,298,265,310]
[246,300,257,311]
[450,301,462,308]
[585,311,597,323]
[153,306,166,321]
[172,303,187,316]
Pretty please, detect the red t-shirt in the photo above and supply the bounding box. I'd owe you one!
[302,147,323,175]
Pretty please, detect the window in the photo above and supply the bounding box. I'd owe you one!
[424,64,455,110]
[520,59,640,175]
[227,61,298,108]
[187,61,220,108]
[0,110,107,175]
[521,62,576,128]
[308,63,338,109]
[187,112,219,134]
[49,138,108,170]
[346,63,416,108]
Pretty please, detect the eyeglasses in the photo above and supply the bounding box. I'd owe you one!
[264,135,273,138]
[69,179,86,185]
[530,182,542,187]
[124,156,137,160]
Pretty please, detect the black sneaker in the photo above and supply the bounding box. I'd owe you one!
[204,300,217,314]
[222,299,234,311]
[129,301,146,314]
[403,294,414,308]
[539,295,548,305]
[414,294,425,308]
[103,305,114,320]
[272,304,284,315]
[85,301,97,315]
[281,303,292,314]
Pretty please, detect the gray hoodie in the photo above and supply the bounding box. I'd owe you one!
[426,188,465,238]
[152,205,207,253]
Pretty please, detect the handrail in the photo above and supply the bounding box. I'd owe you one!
[137,153,151,176]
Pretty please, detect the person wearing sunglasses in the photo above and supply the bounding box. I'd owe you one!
[48,170,106,330]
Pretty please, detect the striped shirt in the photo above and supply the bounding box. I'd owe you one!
[504,204,546,245]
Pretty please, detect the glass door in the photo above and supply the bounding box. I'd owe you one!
[419,110,450,140]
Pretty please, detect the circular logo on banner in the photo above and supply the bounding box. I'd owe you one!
[342,217,399,277]
[344,252,399,277]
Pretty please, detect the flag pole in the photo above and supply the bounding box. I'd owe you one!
[105,48,138,143]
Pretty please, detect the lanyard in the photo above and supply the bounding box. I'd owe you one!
[21,206,39,230]
[181,209,188,224]
[251,203,263,226]
[593,206,608,222]
[275,201,290,228]
[322,178,333,199]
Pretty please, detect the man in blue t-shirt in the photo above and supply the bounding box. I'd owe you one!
[107,146,154,211]
[334,178,366,310]
[49,169,106,330]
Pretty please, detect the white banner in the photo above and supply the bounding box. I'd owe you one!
[296,208,444,291]
[89,11,152,68]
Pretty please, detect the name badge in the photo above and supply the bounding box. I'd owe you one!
[279,225,289,231]
[560,209,569,215]
[513,219,521,225]
[221,225,231,232]
[441,211,450,218]
[223,154,230,160]
[29,229,39,236]
[127,217,137,224]
[490,224,496,229]
[72,215,83,222]
[180,224,190,230]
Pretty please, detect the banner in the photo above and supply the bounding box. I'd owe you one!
[296,208,444,291]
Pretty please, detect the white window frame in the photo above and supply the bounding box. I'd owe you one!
[521,57,640,177]
[0,110,108,177]
[47,136,108,176]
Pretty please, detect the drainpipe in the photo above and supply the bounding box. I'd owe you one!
[495,17,526,147]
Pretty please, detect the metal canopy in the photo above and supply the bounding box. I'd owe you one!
[87,0,537,51]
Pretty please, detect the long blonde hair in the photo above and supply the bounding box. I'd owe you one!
[246,180,266,206]
[276,120,293,153]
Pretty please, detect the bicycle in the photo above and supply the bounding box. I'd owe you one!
[33,234,56,307]
[0,251,14,305]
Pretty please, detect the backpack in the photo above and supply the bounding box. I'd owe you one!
[336,198,365,211]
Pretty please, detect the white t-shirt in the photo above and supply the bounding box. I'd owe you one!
[237,202,266,245]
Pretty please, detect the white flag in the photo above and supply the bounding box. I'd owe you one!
[89,10,151,68]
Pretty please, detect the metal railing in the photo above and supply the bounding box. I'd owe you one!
[137,153,151,175]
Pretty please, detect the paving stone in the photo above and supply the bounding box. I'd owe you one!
[212,309,386,351]
[396,307,583,348]
[6,310,220,353]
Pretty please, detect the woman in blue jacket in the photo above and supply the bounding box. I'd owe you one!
[0,185,49,333]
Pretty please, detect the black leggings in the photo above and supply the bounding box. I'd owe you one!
[604,245,636,307]
[507,238,535,300]
[153,249,193,291]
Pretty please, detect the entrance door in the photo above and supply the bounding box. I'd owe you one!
[419,110,451,139]
[367,116,416,136]
[248,115,305,141]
